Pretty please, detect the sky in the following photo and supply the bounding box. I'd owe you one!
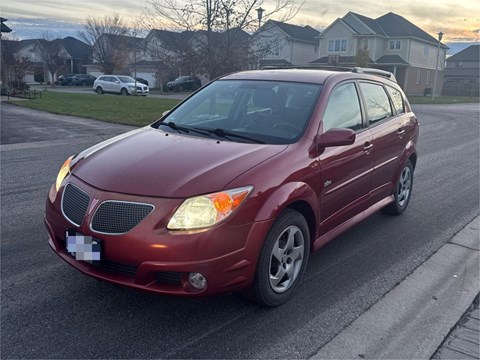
[2,0,479,50]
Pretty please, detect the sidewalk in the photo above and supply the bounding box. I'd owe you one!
[311,216,479,359]
[433,294,479,359]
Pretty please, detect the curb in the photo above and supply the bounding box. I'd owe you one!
[311,216,480,359]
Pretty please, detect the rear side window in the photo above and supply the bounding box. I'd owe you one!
[360,82,393,125]
[386,86,405,114]
[323,83,363,132]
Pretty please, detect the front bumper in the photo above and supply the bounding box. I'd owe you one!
[45,177,272,296]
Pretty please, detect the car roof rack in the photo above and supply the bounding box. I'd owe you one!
[260,65,397,83]
[351,67,397,83]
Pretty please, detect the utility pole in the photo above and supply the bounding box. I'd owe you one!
[432,31,444,100]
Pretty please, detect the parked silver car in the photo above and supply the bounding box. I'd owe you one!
[93,75,149,96]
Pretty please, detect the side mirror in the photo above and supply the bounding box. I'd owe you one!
[317,128,356,148]
[162,110,170,117]
[115,80,120,84]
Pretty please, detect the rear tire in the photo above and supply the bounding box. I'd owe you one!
[382,159,414,215]
[245,209,310,307]
[96,86,103,94]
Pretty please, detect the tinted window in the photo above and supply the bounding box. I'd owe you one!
[360,82,393,124]
[386,86,405,114]
[323,83,362,132]
[118,76,135,83]
[161,80,322,144]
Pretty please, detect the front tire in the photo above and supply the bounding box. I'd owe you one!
[247,209,310,307]
[121,88,129,96]
[383,159,414,215]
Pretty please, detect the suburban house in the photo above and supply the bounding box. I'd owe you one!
[1,37,91,84]
[442,45,479,97]
[311,12,448,96]
[252,20,320,67]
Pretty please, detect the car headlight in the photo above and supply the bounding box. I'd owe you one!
[55,156,73,191]
[167,186,253,230]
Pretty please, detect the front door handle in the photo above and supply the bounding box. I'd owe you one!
[363,142,373,154]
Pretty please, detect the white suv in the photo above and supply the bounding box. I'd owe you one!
[93,75,149,96]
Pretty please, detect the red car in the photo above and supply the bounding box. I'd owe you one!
[45,68,419,306]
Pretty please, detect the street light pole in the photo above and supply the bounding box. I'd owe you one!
[431,31,444,100]
[256,7,265,29]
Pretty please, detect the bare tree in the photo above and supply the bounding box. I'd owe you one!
[79,15,130,74]
[146,0,302,79]
[1,38,32,91]
[34,33,66,86]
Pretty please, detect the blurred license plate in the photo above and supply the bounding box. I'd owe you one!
[65,229,101,264]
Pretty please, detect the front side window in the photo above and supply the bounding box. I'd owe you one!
[160,80,322,144]
[322,83,362,132]
[359,82,393,124]
[118,76,135,83]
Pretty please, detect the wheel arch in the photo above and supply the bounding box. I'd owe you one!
[286,200,316,251]
[253,182,319,249]
[394,140,417,181]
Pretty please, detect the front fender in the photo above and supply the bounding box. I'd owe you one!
[254,182,318,223]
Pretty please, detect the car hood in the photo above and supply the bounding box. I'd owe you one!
[71,127,288,198]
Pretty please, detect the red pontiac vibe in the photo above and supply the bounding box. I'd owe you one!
[45,68,419,306]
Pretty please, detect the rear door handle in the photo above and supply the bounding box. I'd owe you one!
[397,128,405,137]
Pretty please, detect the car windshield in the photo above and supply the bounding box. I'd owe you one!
[157,80,322,144]
[118,76,136,83]
[176,76,190,81]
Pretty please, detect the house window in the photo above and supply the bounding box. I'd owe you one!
[426,70,430,86]
[424,45,429,56]
[416,70,421,85]
[328,39,347,52]
[389,40,401,50]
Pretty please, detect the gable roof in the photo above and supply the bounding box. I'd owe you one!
[342,12,447,48]
[1,17,12,33]
[60,36,91,60]
[267,20,320,43]
[101,33,144,49]
[148,29,190,49]
[446,45,479,62]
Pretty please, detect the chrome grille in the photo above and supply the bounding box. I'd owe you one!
[62,183,90,226]
[91,201,154,234]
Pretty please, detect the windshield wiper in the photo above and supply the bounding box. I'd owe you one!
[199,128,265,144]
[159,122,211,137]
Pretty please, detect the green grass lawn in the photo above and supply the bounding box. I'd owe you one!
[408,96,480,105]
[11,92,181,126]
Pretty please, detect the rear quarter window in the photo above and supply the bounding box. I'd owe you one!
[386,86,405,114]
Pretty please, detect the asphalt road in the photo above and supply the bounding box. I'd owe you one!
[1,102,479,359]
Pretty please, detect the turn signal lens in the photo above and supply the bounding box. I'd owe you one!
[55,156,73,191]
[167,186,253,230]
